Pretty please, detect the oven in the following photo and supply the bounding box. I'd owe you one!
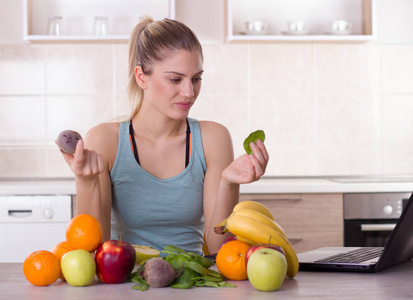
[344,193,411,247]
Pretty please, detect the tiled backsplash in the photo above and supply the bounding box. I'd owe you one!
[1,42,413,177]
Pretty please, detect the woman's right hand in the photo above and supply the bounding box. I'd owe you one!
[58,139,104,178]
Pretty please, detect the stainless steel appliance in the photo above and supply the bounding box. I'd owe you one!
[0,195,72,262]
[344,193,411,247]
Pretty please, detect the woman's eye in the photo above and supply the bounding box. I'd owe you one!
[170,78,181,83]
[193,77,202,83]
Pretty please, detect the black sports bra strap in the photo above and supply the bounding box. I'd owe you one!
[185,118,191,167]
[129,119,191,168]
[129,121,140,165]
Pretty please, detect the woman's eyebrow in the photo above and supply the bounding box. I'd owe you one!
[164,70,204,76]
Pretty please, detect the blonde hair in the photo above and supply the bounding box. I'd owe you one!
[127,17,203,119]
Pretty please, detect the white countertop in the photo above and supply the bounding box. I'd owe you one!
[1,176,413,195]
[0,178,76,195]
[240,176,413,194]
[3,261,413,299]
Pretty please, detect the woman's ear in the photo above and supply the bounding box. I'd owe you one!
[134,65,147,89]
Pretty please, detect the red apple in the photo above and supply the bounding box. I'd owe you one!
[245,244,285,265]
[221,236,237,247]
[95,239,136,284]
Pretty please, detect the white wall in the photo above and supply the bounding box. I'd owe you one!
[0,0,413,177]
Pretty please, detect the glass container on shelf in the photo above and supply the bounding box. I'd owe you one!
[23,0,175,42]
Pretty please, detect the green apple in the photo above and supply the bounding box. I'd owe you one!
[61,249,96,286]
[247,247,287,292]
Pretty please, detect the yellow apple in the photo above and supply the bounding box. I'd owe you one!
[61,249,96,286]
[247,248,287,291]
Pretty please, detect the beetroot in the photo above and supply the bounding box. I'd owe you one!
[143,258,178,288]
[56,130,82,154]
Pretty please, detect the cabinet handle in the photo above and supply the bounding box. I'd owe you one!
[360,224,396,232]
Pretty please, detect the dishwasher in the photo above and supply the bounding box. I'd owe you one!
[0,195,73,262]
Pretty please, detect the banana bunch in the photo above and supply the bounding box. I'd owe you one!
[214,201,299,279]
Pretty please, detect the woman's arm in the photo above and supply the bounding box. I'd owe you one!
[59,123,118,241]
[201,121,269,254]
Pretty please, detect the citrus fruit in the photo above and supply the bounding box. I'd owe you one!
[52,241,74,280]
[132,245,160,264]
[23,250,60,286]
[215,239,250,281]
[66,214,103,252]
[52,241,74,260]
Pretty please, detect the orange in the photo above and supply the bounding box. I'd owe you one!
[23,250,60,286]
[52,241,74,260]
[66,214,103,252]
[52,241,74,280]
[215,240,250,281]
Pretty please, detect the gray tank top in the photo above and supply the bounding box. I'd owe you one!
[110,118,206,255]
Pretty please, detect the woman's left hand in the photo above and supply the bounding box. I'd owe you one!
[222,139,269,185]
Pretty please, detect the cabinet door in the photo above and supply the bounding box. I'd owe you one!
[239,193,344,252]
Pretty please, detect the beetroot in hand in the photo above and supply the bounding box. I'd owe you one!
[56,130,82,154]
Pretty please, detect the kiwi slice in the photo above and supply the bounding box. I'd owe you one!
[243,130,265,155]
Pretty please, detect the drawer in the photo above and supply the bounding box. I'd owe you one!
[239,193,344,233]
[289,231,344,253]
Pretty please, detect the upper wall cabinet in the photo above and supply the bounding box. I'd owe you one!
[23,0,175,42]
[226,0,376,42]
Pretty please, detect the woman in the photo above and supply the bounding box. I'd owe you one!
[60,17,269,255]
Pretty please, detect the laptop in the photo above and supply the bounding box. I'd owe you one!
[297,192,413,273]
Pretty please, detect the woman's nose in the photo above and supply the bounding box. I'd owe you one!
[180,81,195,98]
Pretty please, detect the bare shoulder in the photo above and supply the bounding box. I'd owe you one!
[198,120,234,164]
[85,122,120,145]
[198,120,231,141]
[84,122,121,168]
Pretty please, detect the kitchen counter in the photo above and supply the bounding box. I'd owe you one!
[1,175,413,195]
[240,175,413,194]
[0,178,76,195]
[3,261,413,299]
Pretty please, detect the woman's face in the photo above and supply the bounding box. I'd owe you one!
[140,49,203,120]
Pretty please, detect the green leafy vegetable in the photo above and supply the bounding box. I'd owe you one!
[163,245,186,254]
[243,130,265,155]
[129,245,236,291]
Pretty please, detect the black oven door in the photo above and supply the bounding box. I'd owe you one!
[344,219,398,247]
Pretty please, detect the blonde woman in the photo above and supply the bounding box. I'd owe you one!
[60,18,269,255]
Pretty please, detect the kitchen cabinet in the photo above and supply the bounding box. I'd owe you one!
[18,0,224,43]
[227,0,376,42]
[239,193,343,253]
[22,0,175,42]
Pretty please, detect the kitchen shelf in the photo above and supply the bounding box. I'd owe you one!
[226,0,377,42]
[23,0,175,43]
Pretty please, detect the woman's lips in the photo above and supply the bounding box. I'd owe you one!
[175,102,193,110]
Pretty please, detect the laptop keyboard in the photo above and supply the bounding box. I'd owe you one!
[315,247,384,263]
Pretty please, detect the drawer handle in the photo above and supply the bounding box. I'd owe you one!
[253,198,303,202]
[8,210,32,218]
[289,238,303,243]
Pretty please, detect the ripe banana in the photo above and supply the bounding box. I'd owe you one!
[225,214,299,279]
[235,235,256,245]
[233,201,275,220]
[232,208,287,239]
